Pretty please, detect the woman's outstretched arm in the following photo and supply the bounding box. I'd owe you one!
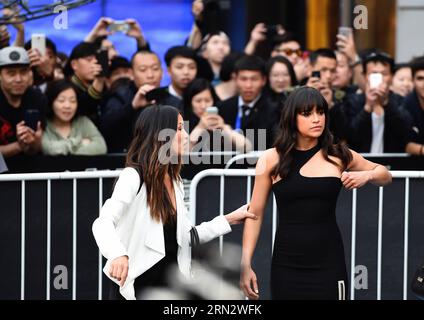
[240,149,275,300]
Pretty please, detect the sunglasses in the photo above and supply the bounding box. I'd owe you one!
[279,48,302,57]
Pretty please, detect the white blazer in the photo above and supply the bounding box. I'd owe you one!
[92,167,232,300]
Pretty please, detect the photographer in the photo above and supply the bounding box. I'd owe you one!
[64,42,106,127]
[305,48,350,142]
[199,32,231,85]
[100,50,163,153]
[24,38,58,90]
[0,47,46,158]
[343,51,411,153]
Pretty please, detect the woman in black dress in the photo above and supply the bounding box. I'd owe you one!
[240,87,392,300]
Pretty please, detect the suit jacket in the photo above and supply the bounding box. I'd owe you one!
[218,94,279,150]
[92,167,231,300]
[155,87,184,113]
[100,81,140,153]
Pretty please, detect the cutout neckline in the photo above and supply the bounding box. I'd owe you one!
[272,146,341,186]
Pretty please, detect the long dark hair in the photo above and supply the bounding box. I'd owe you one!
[272,86,352,180]
[45,79,77,120]
[125,105,182,223]
[183,78,219,131]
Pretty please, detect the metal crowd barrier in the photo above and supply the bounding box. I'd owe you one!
[1,168,423,300]
[0,170,121,300]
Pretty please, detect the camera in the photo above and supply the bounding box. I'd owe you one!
[109,21,130,33]
[265,25,278,39]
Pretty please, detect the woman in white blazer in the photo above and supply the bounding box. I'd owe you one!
[92,105,256,300]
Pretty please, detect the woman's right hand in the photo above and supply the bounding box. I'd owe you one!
[240,264,259,300]
[109,255,129,287]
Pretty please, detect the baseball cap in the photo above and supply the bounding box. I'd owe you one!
[64,42,98,76]
[0,46,30,67]
[362,49,395,73]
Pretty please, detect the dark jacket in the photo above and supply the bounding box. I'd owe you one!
[154,87,184,114]
[218,93,279,150]
[401,90,424,144]
[71,75,103,127]
[343,92,409,153]
[100,81,141,153]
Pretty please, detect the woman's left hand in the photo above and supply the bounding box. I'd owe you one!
[225,204,257,225]
[341,171,371,190]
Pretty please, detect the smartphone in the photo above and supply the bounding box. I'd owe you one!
[31,33,46,56]
[145,88,167,102]
[311,70,321,79]
[109,21,130,33]
[265,25,278,39]
[338,27,353,39]
[369,73,383,89]
[96,49,109,77]
[24,109,40,131]
[206,106,219,115]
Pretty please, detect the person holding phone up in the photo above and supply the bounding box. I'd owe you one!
[64,42,106,127]
[342,51,411,153]
[0,46,46,158]
[183,78,252,152]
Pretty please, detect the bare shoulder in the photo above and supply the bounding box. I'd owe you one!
[256,148,279,176]
[327,153,344,168]
[260,148,279,167]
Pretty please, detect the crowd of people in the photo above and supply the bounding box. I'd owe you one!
[1,1,424,163]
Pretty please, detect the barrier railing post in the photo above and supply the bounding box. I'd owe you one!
[20,180,25,300]
[350,189,357,300]
[72,178,77,300]
[403,178,410,300]
[377,187,384,300]
[46,180,51,300]
[98,178,103,300]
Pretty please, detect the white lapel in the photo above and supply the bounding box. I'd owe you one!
[144,205,165,255]
[175,179,191,247]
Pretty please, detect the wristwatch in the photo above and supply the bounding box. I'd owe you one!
[349,54,362,68]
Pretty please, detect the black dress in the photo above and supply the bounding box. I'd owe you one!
[108,216,178,300]
[270,144,348,300]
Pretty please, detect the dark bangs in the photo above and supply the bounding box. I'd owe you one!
[295,88,328,115]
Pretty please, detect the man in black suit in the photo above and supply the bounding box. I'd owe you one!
[154,45,198,112]
[218,55,278,150]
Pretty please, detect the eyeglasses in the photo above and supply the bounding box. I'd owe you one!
[276,48,302,57]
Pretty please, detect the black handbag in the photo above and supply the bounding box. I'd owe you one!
[411,264,424,297]
[190,226,200,251]
[189,227,200,276]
